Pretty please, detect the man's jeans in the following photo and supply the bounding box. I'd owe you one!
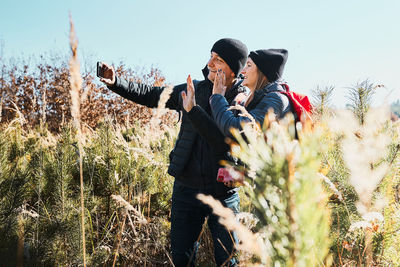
[170,180,240,267]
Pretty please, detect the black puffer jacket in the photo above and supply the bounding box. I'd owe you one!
[108,68,246,196]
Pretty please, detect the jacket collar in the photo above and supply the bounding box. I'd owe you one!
[202,65,209,79]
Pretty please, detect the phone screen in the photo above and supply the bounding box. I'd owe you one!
[97,62,104,78]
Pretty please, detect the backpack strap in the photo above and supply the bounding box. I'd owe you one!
[280,83,290,92]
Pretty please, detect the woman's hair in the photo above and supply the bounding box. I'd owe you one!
[254,68,269,91]
[244,68,270,107]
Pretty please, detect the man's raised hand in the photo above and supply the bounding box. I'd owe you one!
[212,69,227,96]
[181,75,196,112]
[99,62,116,87]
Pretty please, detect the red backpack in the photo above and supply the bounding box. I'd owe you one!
[279,83,313,125]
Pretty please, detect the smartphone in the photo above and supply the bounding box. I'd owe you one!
[96,61,105,78]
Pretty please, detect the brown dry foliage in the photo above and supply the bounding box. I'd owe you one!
[0,54,177,132]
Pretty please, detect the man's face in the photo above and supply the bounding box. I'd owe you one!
[207,52,235,84]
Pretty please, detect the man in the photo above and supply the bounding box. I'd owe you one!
[99,38,248,266]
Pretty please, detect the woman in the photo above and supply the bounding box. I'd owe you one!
[209,49,293,139]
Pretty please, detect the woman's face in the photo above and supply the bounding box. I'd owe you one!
[241,58,258,90]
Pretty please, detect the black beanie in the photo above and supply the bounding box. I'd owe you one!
[211,38,248,77]
[249,49,288,82]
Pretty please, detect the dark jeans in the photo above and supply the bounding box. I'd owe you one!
[170,180,240,267]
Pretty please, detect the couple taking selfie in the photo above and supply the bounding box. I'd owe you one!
[99,38,292,267]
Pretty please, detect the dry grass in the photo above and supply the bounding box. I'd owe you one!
[197,194,264,260]
[68,16,86,266]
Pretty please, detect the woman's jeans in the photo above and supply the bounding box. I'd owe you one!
[170,180,240,267]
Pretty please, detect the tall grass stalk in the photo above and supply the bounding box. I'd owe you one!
[41,81,47,127]
[68,16,86,266]
[111,194,129,267]
[198,194,263,258]
[0,91,3,123]
[0,42,3,123]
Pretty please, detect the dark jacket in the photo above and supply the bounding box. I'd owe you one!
[210,81,293,139]
[108,68,246,196]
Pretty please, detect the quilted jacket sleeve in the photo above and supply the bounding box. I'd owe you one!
[108,76,185,111]
[186,105,230,156]
[210,92,289,139]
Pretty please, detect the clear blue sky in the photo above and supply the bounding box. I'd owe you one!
[1,0,399,107]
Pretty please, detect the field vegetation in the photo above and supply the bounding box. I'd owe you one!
[0,22,399,266]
